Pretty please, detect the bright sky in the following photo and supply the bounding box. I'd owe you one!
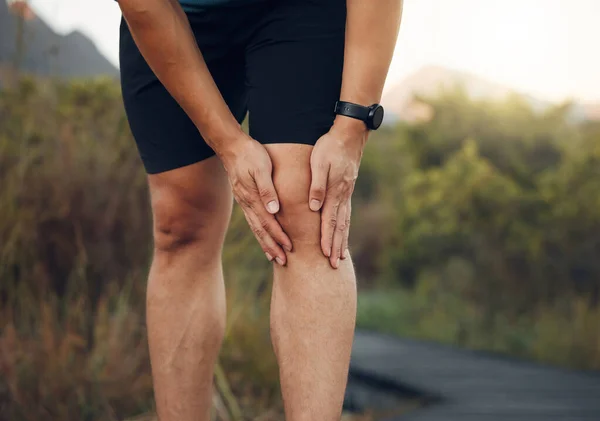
[27,0,600,102]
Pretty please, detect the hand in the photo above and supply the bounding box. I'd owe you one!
[219,134,292,265]
[309,117,368,269]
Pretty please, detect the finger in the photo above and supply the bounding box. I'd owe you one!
[309,160,329,211]
[340,199,351,260]
[243,207,287,266]
[330,200,348,269]
[254,203,293,252]
[252,173,293,252]
[320,190,342,258]
[254,168,280,215]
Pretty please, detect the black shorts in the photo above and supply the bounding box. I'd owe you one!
[119,0,346,174]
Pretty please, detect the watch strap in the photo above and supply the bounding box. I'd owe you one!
[334,101,370,122]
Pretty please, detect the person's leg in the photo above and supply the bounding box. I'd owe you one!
[245,0,351,417]
[146,158,233,421]
[266,144,357,421]
[119,14,248,419]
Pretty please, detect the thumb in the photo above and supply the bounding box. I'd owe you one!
[309,161,329,211]
[254,170,280,214]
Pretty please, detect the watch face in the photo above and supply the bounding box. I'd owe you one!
[370,105,384,129]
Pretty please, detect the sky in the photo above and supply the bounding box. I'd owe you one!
[27,0,600,103]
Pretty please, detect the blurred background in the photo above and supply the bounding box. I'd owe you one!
[1,0,599,420]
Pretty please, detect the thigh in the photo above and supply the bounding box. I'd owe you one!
[119,17,247,175]
[245,0,346,146]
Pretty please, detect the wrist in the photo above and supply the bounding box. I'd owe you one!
[331,115,369,146]
[210,128,252,164]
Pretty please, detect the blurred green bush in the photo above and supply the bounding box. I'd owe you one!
[354,90,600,370]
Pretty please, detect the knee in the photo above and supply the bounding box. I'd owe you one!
[276,190,321,250]
[151,191,226,256]
[270,160,321,251]
[153,202,198,253]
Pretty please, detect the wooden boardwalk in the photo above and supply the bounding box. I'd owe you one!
[350,330,600,420]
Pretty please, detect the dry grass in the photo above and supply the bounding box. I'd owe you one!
[0,78,282,421]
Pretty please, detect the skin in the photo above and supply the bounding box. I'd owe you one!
[118,0,402,420]
[267,144,358,421]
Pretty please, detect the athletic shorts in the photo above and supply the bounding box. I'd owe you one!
[119,0,346,174]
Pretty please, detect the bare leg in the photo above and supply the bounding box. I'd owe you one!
[266,144,357,421]
[146,157,232,421]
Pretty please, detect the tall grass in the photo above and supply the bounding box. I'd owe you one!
[0,287,152,421]
[0,78,281,420]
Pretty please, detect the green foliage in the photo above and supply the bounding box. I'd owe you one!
[353,89,600,309]
[351,89,600,370]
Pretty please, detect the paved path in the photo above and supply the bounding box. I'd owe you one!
[350,330,600,420]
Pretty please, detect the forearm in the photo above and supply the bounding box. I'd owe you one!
[333,0,403,133]
[119,0,242,153]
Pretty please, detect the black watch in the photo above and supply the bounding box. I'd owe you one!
[334,101,384,130]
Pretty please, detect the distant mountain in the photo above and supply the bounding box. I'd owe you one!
[579,103,600,121]
[382,65,600,124]
[0,0,117,79]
